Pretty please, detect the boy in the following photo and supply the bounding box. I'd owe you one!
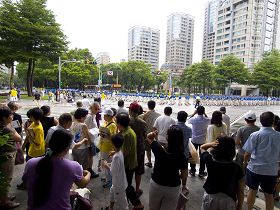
[104,134,128,210]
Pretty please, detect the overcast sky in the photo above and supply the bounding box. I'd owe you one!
[47,0,209,66]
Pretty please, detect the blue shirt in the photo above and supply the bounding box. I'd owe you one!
[176,122,192,158]
[188,115,210,144]
[243,127,280,176]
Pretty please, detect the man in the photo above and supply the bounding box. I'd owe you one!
[243,112,280,210]
[81,95,90,109]
[235,112,259,168]
[116,99,128,115]
[9,88,18,101]
[139,100,160,168]
[153,106,176,146]
[128,101,147,197]
[188,106,210,178]
[116,113,144,209]
[220,106,230,135]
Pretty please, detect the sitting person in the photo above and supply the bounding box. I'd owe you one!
[200,136,244,210]
[23,129,91,210]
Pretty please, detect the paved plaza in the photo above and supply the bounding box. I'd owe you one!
[4,98,280,210]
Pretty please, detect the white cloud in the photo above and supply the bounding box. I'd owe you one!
[47,0,209,66]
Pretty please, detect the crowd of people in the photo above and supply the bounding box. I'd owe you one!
[0,97,280,210]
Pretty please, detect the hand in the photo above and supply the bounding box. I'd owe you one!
[83,170,90,176]
[109,151,116,157]
[211,140,219,147]
[147,131,157,140]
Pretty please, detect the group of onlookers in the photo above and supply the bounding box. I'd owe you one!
[1,98,280,210]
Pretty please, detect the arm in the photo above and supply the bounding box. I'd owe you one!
[53,118,59,126]
[75,170,91,188]
[72,138,89,149]
[243,152,251,165]
[200,140,218,153]
[236,179,245,210]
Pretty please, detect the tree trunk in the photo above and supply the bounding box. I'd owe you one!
[31,59,35,91]
[27,58,33,96]
[9,62,14,89]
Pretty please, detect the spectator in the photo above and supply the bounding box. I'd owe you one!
[235,112,259,168]
[139,100,160,168]
[116,100,128,115]
[153,106,176,147]
[243,112,280,210]
[220,107,230,135]
[206,111,227,143]
[81,95,90,109]
[147,125,188,210]
[23,129,91,209]
[0,106,21,209]
[7,102,23,138]
[116,113,144,210]
[128,102,147,197]
[200,136,244,210]
[40,105,58,139]
[188,106,210,177]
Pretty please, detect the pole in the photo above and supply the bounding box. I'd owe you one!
[58,56,61,90]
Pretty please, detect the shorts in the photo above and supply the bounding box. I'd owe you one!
[135,152,145,176]
[246,168,277,194]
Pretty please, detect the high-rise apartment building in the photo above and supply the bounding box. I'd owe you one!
[165,13,194,75]
[128,26,160,71]
[209,0,279,68]
[202,0,219,62]
[96,52,110,65]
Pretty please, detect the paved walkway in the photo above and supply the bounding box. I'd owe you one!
[4,99,280,210]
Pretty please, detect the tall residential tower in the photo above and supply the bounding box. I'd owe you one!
[165,13,194,75]
[128,26,160,71]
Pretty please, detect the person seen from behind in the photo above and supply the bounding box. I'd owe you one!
[206,111,227,143]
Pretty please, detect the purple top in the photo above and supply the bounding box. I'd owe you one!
[23,157,83,210]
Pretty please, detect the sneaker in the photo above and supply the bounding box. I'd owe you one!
[198,172,208,178]
[189,170,195,177]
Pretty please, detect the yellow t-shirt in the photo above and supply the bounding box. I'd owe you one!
[10,89,17,97]
[28,122,45,157]
[99,121,117,153]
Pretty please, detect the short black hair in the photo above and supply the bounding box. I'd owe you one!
[116,113,130,127]
[0,106,12,123]
[40,105,50,116]
[211,136,236,161]
[260,111,274,127]
[74,108,88,119]
[29,107,43,121]
[111,134,124,149]
[147,100,156,110]
[197,106,205,115]
[110,107,117,116]
[164,106,172,116]
[118,99,124,107]
[58,113,72,126]
[177,111,188,122]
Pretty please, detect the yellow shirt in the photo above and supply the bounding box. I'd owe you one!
[99,121,117,153]
[10,89,17,97]
[28,122,45,157]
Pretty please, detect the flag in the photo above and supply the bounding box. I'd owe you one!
[107,71,113,76]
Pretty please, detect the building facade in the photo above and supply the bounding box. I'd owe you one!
[211,0,279,68]
[165,13,194,75]
[128,26,160,71]
[96,52,110,65]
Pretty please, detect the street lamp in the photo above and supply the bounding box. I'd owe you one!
[58,57,80,90]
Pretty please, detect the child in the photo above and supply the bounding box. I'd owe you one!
[103,134,128,210]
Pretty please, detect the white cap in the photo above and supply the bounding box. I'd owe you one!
[103,108,114,117]
[245,112,256,121]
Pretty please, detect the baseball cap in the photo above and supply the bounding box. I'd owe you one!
[245,112,256,121]
[103,108,114,117]
[128,101,140,110]
[220,107,226,112]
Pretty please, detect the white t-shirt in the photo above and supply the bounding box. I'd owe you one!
[153,115,176,144]
[111,151,128,191]
[81,98,90,108]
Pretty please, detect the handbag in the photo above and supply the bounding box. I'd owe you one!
[15,142,24,165]
[70,191,92,210]
[188,141,199,164]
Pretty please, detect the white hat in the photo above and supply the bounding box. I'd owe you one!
[245,112,256,121]
[103,108,114,117]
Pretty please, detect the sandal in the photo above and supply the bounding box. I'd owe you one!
[145,162,152,168]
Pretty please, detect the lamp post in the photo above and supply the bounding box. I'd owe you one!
[58,57,80,90]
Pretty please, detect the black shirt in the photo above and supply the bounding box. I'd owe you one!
[41,116,56,138]
[151,141,187,187]
[12,112,22,134]
[201,152,244,201]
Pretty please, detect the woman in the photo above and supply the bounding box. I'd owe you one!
[200,136,244,210]
[40,105,58,139]
[0,106,21,208]
[147,125,188,210]
[23,129,91,210]
[206,111,227,142]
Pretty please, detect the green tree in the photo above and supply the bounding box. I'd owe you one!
[215,54,249,93]
[155,71,168,93]
[252,49,280,96]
